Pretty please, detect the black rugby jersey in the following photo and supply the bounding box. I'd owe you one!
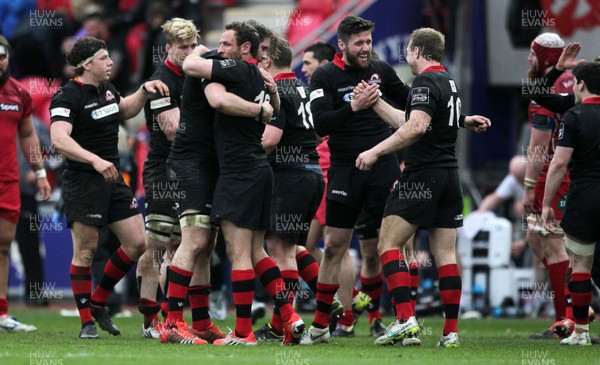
[403,65,460,172]
[50,78,122,171]
[144,58,184,168]
[309,53,409,165]
[557,96,600,182]
[210,58,269,173]
[268,72,319,170]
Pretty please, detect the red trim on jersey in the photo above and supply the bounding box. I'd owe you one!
[72,77,84,86]
[246,58,259,65]
[164,58,182,77]
[583,96,600,104]
[333,53,346,70]
[421,65,446,74]
[274,72,296,81]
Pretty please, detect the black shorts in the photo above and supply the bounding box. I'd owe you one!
[211,166,273,230]
[561,182,600,242]
[143,161,178,219]
[383,167,463,228]
[326,157,399,229]
[270,167,324,245]
[62,169,140,228]
[166,157,218,217]
[354,208,380,240]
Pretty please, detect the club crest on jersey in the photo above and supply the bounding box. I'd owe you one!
[105,90,115,102]
[130,197,138,210]
[411,87,430,105]
[0,103,20,112]
[368,73,381,84]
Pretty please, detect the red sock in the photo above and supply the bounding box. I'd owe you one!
[189,284,212,331]
[548,260,569,321]
[165,265,193,326]
[138,298,159,327]
[380,250,411,321]
[231,269,255,338]
[271,270,299,333]
[160,301,169,319]
[360,273,383,323]
[70,264,93,326]
[565,267,573,319]
[296,250,319,294]
[312,282,339,329]
[569,272,592,325]
[255,257,293,322]
[0,298,7,316]
[91,248,135,307]
[439,264,461,335]
[338,309,355,327]
[409,262,419,315]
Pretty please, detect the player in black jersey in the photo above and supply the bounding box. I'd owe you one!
[300,15,410,345]
[250,34,324,342]
[355,28,490,348]
[50,36,169,339]
[158,23,273,345]
[180,22,304,346]
[541,62,600,346]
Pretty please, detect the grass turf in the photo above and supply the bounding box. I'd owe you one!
[2,309,598,365]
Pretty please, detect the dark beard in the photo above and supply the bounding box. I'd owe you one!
[346,52,369,69]
[0,65,9,87]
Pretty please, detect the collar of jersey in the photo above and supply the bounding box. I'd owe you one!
[421,65,446,74]
[164,57,183,77]
[72,77,104,92]
[274,72,296,81]
[333,52,347,70]
[582,96,600,104]
[246,58,259,65]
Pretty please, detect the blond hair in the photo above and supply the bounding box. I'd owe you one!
[162,18,199,45]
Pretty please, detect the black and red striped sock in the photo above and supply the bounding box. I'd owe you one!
[380,250,412,321]
[439,264,461,335]
[409,262,419,314]
[360,273,383,323]
[189,284,212,331]
[337,309,355,327]
[548,260,569,321]
[565,267,573,319]
[312,282,339,329]
[296,250,319,294]
[70,264,93,326]
[255,257,293,322]
[138,298,160,328]
[569,272,592,326]
[232,269,255,338]
[165,265,192,327]
[270,270,299,334]
[91,247,135,308]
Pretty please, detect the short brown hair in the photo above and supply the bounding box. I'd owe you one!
[225,21,260,59]
[409,28,445,62]
[337,16,374,44]
[66,36,107,76]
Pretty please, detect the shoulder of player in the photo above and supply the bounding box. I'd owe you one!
[369,59,394,72]
[51,80,79,103]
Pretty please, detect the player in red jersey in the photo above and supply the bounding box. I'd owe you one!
[0,35,51,332]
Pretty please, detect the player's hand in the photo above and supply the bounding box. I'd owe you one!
[260,101,274,124]
[143,80,170,96]
[352,80,370,95]
[355,148,379,171]
[523,188,535,214]
[260,68,277,95]
[93,158,119,183]
[464,115,490,133]
[351,83,380,112]
[556,42,585,71]
[192,44,210,57]
[541,205,557,233]
[37,178,52,201]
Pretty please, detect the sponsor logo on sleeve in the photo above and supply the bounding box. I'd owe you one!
[558,123,564,140]
[411,87,430,105]
[50,107,70,117]
[310,88,324,102]
[219,59,236,68]
[150,97,171,110]
[297,86,306,99]
[91,103,119,120]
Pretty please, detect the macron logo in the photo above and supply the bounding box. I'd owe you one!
[80,298,87,304]
[331,189,347,197]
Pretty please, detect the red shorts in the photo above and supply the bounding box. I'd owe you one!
[533,173,570,221]
[0,181,20,224]
[314,138,330,226]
